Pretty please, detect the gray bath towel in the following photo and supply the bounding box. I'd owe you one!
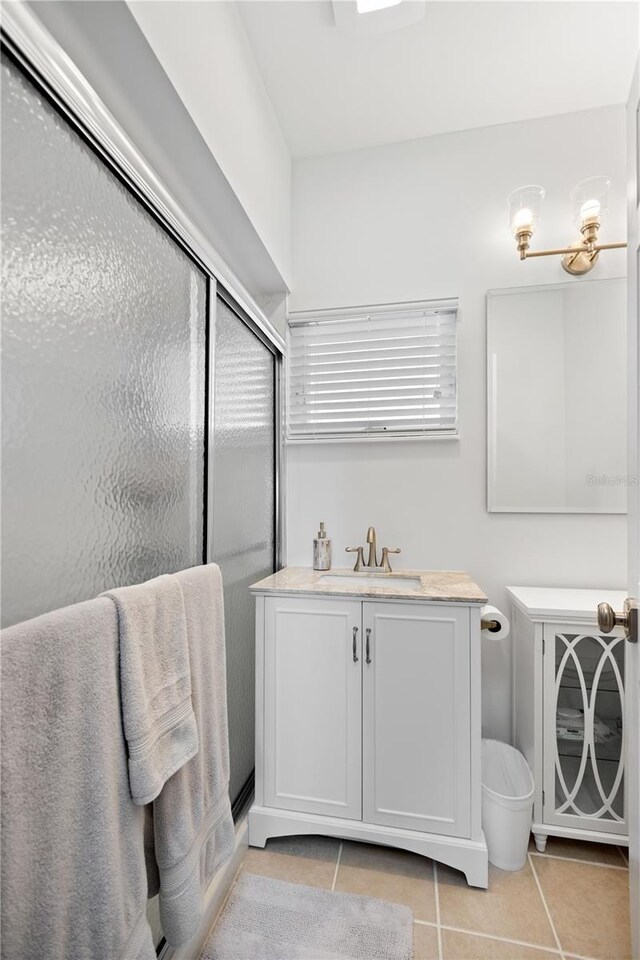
[103,573,199,804]
[148,564,235,947]
[1,598,156,960]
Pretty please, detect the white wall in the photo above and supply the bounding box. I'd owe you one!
[29,1,290,315]
[287,106,627,740]
[128,0,292,288]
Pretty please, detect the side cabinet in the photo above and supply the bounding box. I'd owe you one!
[263,596,362,820]
[510,586,628,850]
[362,601,471,837]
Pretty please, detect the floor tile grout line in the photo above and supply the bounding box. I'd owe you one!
[530,851,628,871]
[331,841,343,892]
[433,861,443,960]
[528,852,566,960]
[429,920,563,955]
[564,952,608,960]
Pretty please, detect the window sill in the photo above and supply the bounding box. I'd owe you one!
[286,432,459,444]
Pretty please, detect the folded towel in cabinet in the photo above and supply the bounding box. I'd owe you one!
[103,573,199,804]
[148,563,234,947]
[1,598,156,960]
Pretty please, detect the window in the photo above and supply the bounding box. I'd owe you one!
[287,299,458,441]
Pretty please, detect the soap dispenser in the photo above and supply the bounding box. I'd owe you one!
[313,522,332,571]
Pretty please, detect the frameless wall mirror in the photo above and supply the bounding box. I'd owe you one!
[487,278,627,513]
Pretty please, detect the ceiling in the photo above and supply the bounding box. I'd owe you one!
[237,1,638,159]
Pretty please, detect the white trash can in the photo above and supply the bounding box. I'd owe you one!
[481,739,534,871]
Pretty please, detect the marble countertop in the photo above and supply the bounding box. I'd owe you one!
[250,566,487,604]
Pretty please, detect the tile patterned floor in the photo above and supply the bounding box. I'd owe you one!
[227,835,631,960]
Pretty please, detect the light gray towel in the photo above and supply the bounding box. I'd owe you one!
[0,598,156,960]
[148,564,235,947]
[103,573,199,804]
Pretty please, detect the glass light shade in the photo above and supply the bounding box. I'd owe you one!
[508,185,545,237]
[570,176,610,229]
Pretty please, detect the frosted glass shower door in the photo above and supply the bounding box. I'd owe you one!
[1,52,207,628]
[212,295,277,805]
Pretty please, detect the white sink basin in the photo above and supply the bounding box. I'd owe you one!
[317,573,422,591]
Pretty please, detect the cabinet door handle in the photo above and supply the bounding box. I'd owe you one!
[365,627,372,664]
[353,626,359,662]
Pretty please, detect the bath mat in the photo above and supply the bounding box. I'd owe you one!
[201,872,413,960]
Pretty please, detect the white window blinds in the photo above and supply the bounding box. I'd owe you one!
[287,300,458,441]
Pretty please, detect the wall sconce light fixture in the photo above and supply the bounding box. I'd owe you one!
[508,177,626,275]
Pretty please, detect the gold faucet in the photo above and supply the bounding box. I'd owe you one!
[366,526,378,568]
[346,527,401,573]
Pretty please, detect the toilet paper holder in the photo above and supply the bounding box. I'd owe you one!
[480,605,510,641]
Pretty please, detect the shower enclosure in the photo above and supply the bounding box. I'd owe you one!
[1,42,282,818]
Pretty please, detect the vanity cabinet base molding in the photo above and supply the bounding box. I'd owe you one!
[509,586,629,851]
[249,590,488,888]
[248,805,490,889]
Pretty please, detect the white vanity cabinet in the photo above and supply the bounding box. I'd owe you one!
[249,568,489,888]
[508,586,629,851]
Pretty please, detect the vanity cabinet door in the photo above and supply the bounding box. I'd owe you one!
[263,596,362,820]
[362,601,471,837]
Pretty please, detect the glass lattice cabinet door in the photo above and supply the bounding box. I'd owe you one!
[543,623,626,835]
